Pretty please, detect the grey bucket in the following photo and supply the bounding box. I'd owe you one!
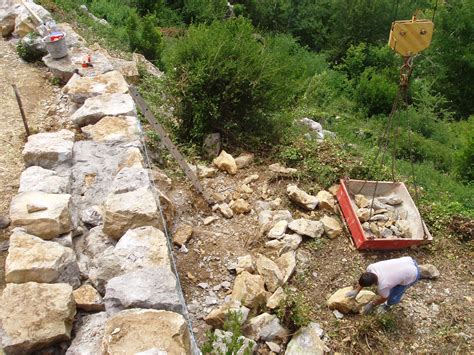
[44,33,68,59]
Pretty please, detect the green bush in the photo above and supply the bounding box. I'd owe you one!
[354,68,397,116]
[16,33,44,62]
[126,13,163,61]
[182,0,228,24]
[162,18,323,147]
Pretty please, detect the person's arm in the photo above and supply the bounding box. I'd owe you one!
[362,295,388,314]
[346,284,363,299]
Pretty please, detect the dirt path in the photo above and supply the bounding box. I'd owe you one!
[168,162,474,353]
[0,38,70,291]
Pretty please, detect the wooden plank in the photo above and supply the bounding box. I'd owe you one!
[129,86,214,206]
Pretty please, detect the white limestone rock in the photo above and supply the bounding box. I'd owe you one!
[63,71,129,103]
[22,130,74,169]
[19,166,70,194]
[0,282,75,354]
[9,191,75,240]
[5,229,80,287]
[71,93,136,127]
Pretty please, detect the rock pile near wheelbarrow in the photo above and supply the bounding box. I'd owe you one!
[1,3,194,353]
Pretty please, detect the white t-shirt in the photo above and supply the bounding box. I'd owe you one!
[366,256,418,298]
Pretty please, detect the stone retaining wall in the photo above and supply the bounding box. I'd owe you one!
[1,2,195,354]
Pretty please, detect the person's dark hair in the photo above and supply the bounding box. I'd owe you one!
[359,272,378,287]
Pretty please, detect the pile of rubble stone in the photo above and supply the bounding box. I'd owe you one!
[194,152,347,352]
[354,194,412,239]
[1,1,191,354]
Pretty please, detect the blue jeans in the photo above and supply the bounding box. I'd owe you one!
[387,259,420,306]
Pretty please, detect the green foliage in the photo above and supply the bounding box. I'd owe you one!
[353,68,397,116]
[427,0,474,117]
[16,33,43,62]
[126,13,163,61]
[276,289,310,332]
[202,311,253,355]
[162,18,324,146]
[182,0,228,24]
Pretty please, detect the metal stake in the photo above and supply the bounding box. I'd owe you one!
[12,84,30,137]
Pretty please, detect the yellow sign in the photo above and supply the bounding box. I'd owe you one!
[389,17,434,56]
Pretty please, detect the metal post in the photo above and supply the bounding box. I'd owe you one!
[12,84,30,137]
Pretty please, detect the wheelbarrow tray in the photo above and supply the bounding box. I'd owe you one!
[336,179,432,250]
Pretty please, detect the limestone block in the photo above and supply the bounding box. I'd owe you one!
[104,267,182,315]
[244,313,288,342]
[81,116,139,143]
[101,309,191,355]
[66,312,107,355]
[102,187,160,239]
[213,150,237,175]
[0,282,75,354]
[326,286,377,314]
[22,130,74,169]
[285,322,329,355]
[256,255,284,292]
[19,166,70,194]
[63,71,129,104]
[5,230,80,287]
[10,191,74,239]
[71,93,136,127]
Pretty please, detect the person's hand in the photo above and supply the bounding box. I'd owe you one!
[362,302,374,315]
[345,290,358,299]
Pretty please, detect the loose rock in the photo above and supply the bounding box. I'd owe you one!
[285,322,329,355]
[173,224,193,247]
[213,150,238,175]
[66,312,107,355]
[316,190,335,211]
[244,313,288,342]
[230,199,252,214]
[287,185,319,210]
[256,255,284,292]
[204,300,250,328]
[326,286,377,314]
[73,284,105,312]
[419,264,440,279]
[320,215,343,239]
[265,233,302,256]
[231,271,267,309]
[269,163,297,176]
[234,152,254,169]
[236,255,255,274]
[267,220,288,239]
[217,203,234,219]
[276,251,296,284]
[266,287,285,309]
[202,133,221,159]
[288,218,324,239]
[0,215,11,229]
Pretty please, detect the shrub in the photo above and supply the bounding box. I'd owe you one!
[354,68,397,116]
[126,13,163,61]
[16,33,45,62]
[182,0,228,24]
[162,18,323,147]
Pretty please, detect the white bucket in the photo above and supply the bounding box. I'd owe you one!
[44,32,68,59]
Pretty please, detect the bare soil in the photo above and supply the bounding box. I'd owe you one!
[167,160,474,353]
[0,38,70,291]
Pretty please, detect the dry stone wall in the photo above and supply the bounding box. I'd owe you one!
[1,1,194,354]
